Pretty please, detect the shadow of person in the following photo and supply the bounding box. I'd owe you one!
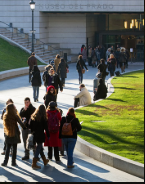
[62,154,111,182]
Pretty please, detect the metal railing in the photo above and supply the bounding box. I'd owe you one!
[0,21,70,62]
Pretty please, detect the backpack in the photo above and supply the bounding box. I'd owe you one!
[62,118,75,136]
[47,111,59,133]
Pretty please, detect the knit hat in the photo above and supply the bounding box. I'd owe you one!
[49,101,57,110]
[47,85,55,92]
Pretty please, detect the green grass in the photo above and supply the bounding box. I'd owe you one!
[0,38,45,72]
[75,70,144,164]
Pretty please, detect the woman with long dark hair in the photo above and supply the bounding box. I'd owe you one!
[57,58,69,87]
[76,55,88,84]
[29,105,50,169]
[31,65,42,102]
[1,104,25,167]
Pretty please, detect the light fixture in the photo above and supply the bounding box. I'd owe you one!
[29,0,35,10]
[124,21,127,29]
[135,21,138,28]
[131,19,135,27]
[130,23,132,29]
[143,19,144,26]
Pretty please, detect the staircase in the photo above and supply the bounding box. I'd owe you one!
[0,27,77,63]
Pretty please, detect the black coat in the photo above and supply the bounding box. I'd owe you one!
[108,58,116,72]
[20,104,36,128]
[42,66,52,87]
[31,70,42,87]
[29,117,50,144]
[57,61,69,79]
[94,83,107,101]
[59,114,82,139]
[46,73,63,93]
[43,92,56,109]
[97,63,107,77]
[76,59,88,73]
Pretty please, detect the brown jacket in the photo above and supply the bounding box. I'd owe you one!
[54,58,61,73]
[27,56,37,69]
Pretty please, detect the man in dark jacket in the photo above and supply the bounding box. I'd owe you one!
[46,68,63,99]
[20,97,36,160]
[27,52,37,83]
[93,79,107,101]
[42,64,53,91]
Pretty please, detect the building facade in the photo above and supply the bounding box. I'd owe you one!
[0,0,144,60]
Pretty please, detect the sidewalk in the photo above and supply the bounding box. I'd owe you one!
[0,62,144,182]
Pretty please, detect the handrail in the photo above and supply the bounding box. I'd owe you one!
[0,21,70,62]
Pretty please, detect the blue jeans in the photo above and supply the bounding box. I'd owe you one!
[33,86,39,101]
[34,143,45,158]
[62,138,77,166]
[78,72,83,84]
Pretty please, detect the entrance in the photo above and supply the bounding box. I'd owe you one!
[97,31,144,61]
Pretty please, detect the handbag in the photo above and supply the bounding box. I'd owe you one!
[96,72,102,78]
[26,133,35,150]
[66,68,69,73]
[79,61,85,74]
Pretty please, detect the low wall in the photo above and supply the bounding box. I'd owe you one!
[0,65,46,81]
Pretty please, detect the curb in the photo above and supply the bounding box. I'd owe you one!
[75,68,144,179]
[0,65,46,81]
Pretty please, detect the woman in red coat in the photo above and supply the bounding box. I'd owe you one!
[44,101,62,162]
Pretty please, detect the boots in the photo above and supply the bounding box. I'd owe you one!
[32,158,41,169]
[41,155,49,166]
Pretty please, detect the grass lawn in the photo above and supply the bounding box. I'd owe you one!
[75,70,144,164]
[0,38,45,72]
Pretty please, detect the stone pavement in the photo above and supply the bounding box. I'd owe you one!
[0,62,144,182]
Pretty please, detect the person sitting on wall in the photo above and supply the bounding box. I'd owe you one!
[93,79,107,101]
[74,84,91,108]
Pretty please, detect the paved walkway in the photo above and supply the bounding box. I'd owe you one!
[0,62,144,182]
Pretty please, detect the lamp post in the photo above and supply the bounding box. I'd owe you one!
[29,0,35,53]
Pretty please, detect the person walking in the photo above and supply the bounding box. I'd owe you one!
[45,68,63,100]
[97,59,108,85]
[93,79,107,101]
[119,48,127,73]
[91,48,97,67]
[81,46,87,63]
[31,65,42,102]
[20,97,36,160]
[43,85,56,109]
[115,48,120,68]
[88,46,92,66]
[44,101,62,162]
[125,49,130,68]
[57,58,69,87]
[29,105,50,169]
[1,103,26,166]
[107,54,116,77]
[59,107,82,168]
[1,99,14,156]
[76,55,88,84]
[106,48,111,61]
[42,64,53,92]
[54,54,61,73]
[74,84,92,108]
[27,52,37,83]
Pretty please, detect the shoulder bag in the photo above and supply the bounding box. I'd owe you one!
[79,61,85,74]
